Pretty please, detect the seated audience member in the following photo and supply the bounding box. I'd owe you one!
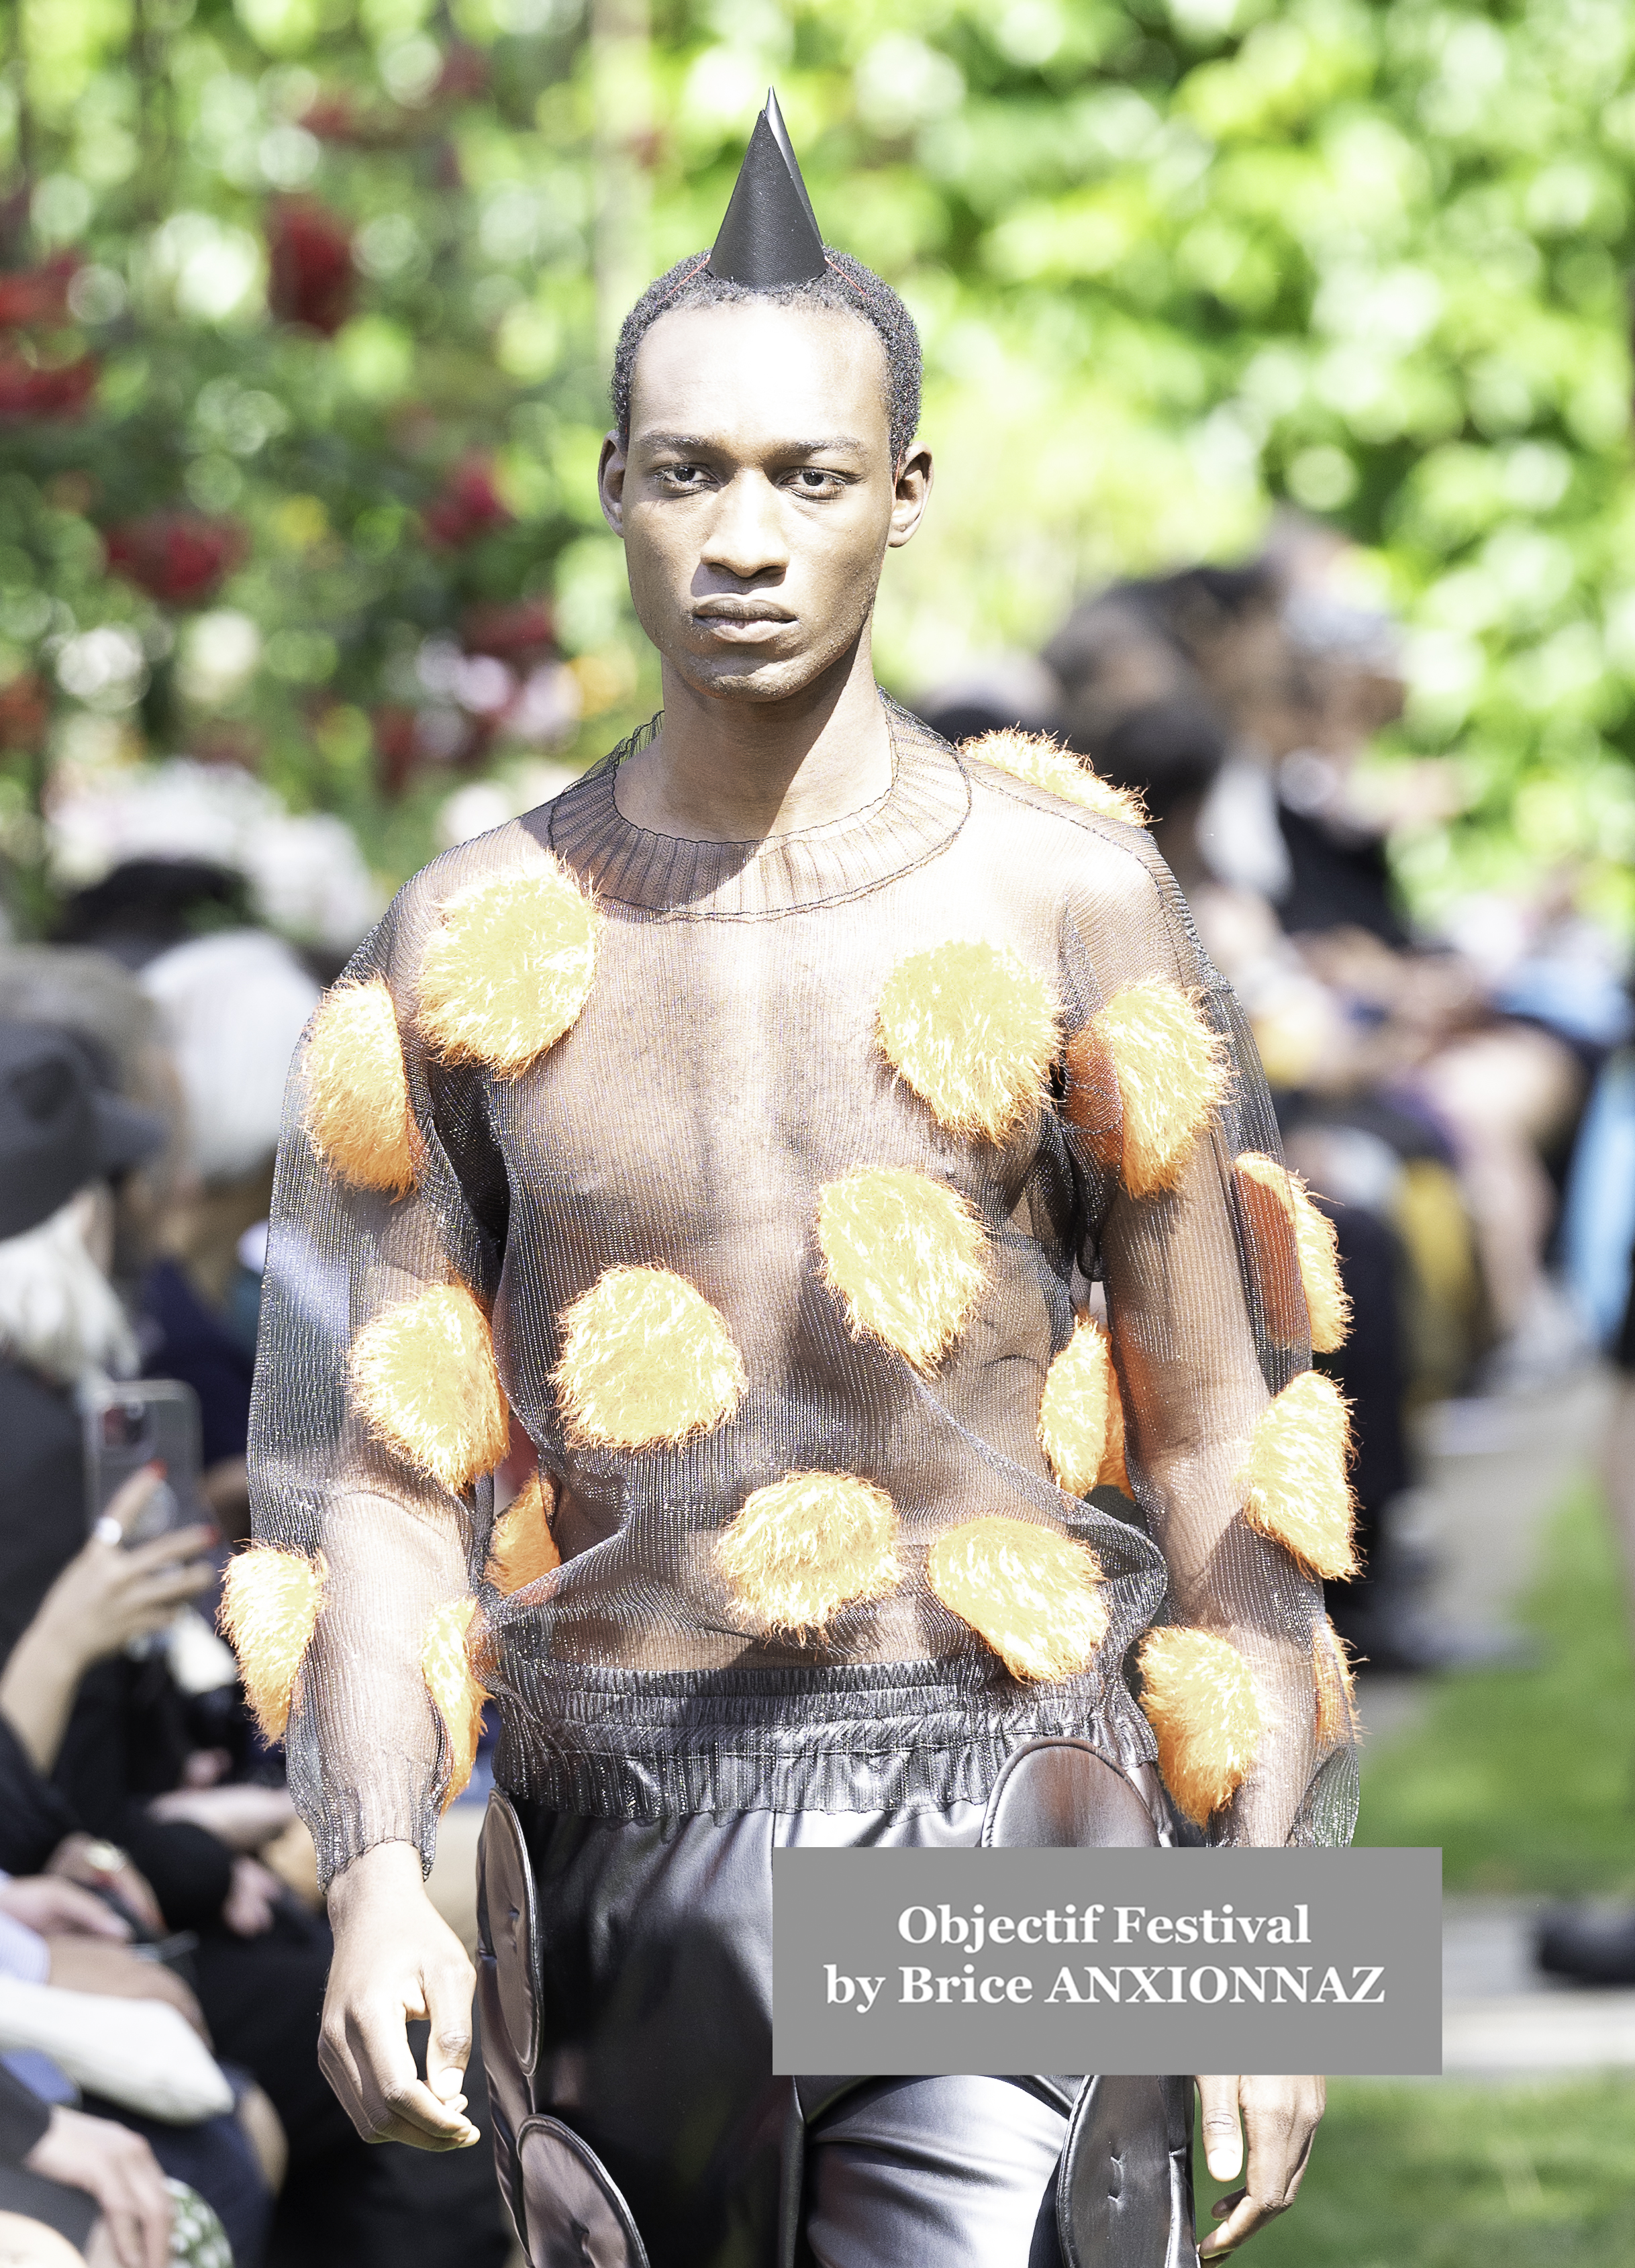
[0,1015,509,2268]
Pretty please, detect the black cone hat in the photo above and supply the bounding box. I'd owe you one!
[708,89,826,288]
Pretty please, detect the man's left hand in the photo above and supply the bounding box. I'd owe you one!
[1194,2073,1324,2256]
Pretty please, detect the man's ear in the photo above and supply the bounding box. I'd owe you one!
[887,442,934,550]
[598,432,628,538]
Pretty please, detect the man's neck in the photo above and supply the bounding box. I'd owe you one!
[613,634,893,843]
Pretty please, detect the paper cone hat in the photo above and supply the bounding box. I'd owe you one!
[708,89,827,288]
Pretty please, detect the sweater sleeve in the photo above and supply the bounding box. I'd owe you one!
[0,2063,52,2164]
[1062,828,1358,1848]
[243,870,508,1887]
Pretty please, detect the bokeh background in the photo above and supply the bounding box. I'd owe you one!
[3,0,1633,935]
[5,4,1635,2264]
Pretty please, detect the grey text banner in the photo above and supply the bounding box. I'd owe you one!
[773,1846,1442,2075]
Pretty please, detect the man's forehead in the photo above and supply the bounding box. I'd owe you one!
[628,299,889,445]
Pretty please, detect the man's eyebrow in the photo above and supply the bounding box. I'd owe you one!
[638,432,870,458]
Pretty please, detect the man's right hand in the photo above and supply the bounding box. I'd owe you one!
[321,1840,480,2151]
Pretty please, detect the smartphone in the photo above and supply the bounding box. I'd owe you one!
[83,1378,204,1545]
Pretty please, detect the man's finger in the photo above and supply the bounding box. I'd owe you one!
[1195,2075,1243,2182]
[345,2004,478,2147]
[422,1960,475,2104]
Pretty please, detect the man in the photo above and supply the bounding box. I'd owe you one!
[238,95,1351,2267]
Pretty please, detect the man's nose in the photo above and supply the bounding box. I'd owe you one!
[699,471,788,581]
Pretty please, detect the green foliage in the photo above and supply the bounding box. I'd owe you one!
[1,0,1632,926]
[1205,2075,1635,2266]
[1358,1481,1635,1894]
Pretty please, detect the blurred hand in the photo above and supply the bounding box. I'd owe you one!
[321,1840,479,2151]
[0,1875,131,1941]
[44,1938,208,2041]
[0,1476,215,1775]
[23,2108,172,2268]
[148,1783,296,1852]
[222,1855,283,1937]
[44,1837,164,1938]
[1195,2073,1324,2256]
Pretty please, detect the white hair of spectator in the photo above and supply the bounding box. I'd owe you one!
[142,930,321,1185]
[0,1187,138,1387]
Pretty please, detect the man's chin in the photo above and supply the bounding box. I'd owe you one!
[671,650,838,705]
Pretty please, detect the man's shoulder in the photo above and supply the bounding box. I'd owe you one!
[956,731,1160,899]
[389,767,600,922]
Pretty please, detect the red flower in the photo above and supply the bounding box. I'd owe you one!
[300,93,362,144]
[0,256,79,329]
[0,354,97,420]
[422,457,513,549]
[104,512,248,607]
[431,46,490,103]
[462,599,554,664]
[372,703,420,796]
[0,671,50,751]
[267,199,354,336]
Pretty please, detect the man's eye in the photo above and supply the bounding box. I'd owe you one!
[791,469,841,493]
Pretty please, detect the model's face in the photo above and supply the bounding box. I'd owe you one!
[599,300,931,703]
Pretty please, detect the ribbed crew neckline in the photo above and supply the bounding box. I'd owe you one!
[548,695,970,918]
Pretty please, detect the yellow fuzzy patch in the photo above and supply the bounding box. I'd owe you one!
[304,979,417,1195]
[718,1472,901,1637]
[1312,1617,1359,1752]
[962,729,1148,828]
[552,1265,745,1450]
[219,1548,326,1742]
[1138,1625,1262,1828]
[485,1474,560,1595]
[1038,1318,1115,1496]
[1071,981,1229,1198]
[350,1283,509,1493]
[421,1596,487,1807]
[815,1168,986,1373]
[1240,1370,1356,1579]
[1234,1151,1351,1352]
[418,862,598,1077]
[928,1516,1108,1683]
[877,940,1060,1143]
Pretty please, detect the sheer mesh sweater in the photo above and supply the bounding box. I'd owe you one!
[245,704,1359,1886]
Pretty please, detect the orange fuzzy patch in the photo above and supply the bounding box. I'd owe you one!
[877,939,1061,1143]
[1100,1360,1132,1495]
[350,1283,509,1493]
[219,1548,326,1742]
[1069,981,1228,1198]
[552,1265,745,1450]
[815,1167,986,1373]
[304,978,417,1195]
[928,1516,1108,1683]
[718,1472,901,1637]
[961,729,1148,828]
[1138,1625,1262,1827]
[1038,1318,1115,1496]
[421,1596,487,1807]
[1062,1023,1122,1171]
[1234,1151,1351,1352]
[1240,1371,1356,1580]
[485,1474,560,1595]
[418,862,598,1077]
[1312,1617,1359,1752]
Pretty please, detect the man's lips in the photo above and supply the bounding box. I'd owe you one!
[691,599,795,626]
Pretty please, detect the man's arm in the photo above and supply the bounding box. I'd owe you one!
[242,870,509,2146]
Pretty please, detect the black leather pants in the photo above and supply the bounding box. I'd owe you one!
[476,1744,1197,2268]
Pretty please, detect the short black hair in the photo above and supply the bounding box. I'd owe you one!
[612,248,922,468]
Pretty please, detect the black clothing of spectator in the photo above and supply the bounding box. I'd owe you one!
[139,1259,254,1469]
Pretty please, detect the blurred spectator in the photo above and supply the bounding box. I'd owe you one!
[0,993,509,2265]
